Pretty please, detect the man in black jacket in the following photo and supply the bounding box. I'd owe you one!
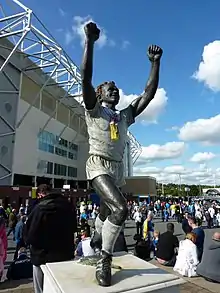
[7,247,33,280]
[24,184,77,293]
[156,223,179,266]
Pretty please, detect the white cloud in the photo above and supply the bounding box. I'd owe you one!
[136,142,185,165]
[134,163,220,185]
[165,126,179,132]
[56,28,64,33]
[71,16,113,48]
[121,40,130,50]
[193,40,220,91]
[178,114,220,144]
[134,166,162,174]
[163,165,187,174]
[64,31,74,46]
[59,8,66,17]
[190,152,216,163]
[118,88,168,123]
[108,40,116,47]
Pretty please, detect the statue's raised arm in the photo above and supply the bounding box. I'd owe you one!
[81,22,100,110]
[131,45,163,117]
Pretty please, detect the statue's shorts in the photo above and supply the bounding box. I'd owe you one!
[86,154,125,187]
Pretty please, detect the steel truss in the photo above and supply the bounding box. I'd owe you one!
[0,0,141,184]
[0,1,85,132]
[127,131,142,164]
[0,0,81,96]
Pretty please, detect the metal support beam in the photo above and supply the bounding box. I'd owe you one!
[127,131,142,164]
[0,1,81,97]
[0,55,21,185]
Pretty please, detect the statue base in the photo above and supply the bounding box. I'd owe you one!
[41,252,185,293]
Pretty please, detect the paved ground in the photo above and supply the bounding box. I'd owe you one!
[1,219,220,292]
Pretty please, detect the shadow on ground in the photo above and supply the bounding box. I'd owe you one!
[0,278,33,290]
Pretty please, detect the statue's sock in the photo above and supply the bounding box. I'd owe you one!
[95,215,104,235]
[102,218,122,255]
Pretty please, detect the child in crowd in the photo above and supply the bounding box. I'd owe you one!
[152,230,160,255]
[164,209,169,222]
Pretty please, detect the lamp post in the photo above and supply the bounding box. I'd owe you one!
[185,186,190,202]
[213,174,216,188]
[178,174,182,196]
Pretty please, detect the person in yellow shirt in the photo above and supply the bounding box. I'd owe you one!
[170,204,176,219]
[143,214,154,240]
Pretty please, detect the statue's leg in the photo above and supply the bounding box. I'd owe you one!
[100,199,111,219]
[90,200,110,253]
[95,199,110,233]
[92,174,128,287]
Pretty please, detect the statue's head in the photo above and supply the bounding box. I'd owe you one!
[96,81,119,106]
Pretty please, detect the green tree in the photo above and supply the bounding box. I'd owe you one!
[188,185,200,197]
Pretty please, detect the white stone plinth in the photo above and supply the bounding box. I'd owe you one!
[41,253,185,293]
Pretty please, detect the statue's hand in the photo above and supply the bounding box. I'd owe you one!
[84,22,100,42]
[147,45,163,62]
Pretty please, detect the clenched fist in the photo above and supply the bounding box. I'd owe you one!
[84,22,100,42]
[147,45,163,62]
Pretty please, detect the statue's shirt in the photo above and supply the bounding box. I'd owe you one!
[85,101,135,162]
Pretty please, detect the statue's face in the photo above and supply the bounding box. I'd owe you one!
[102,82,120,105]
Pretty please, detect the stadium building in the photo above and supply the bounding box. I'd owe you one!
[0,0,143,198]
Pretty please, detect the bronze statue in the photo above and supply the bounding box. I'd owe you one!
[81,22,163,287]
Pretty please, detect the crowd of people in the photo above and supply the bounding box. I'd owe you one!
[0,205,33,281]
[0,190,219,292]
[0,185,127,293]
[129,198,220,283]
[129,198,220,228]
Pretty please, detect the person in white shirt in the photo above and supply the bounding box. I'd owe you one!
[216,211,220,227]
[133,209,143,235]
[148,209,154,219]
[88,203,93,217]
[208,206,215,227]
[174,232,199,277]
[75,230,95,257]
[208,206,215,218]
[194,202,200,213]
[195,209,203,226]
[80,202,86,214]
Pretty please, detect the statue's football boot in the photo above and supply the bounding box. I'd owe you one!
[96,252,112,287]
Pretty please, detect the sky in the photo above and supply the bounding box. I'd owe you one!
[4,0,220,186]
